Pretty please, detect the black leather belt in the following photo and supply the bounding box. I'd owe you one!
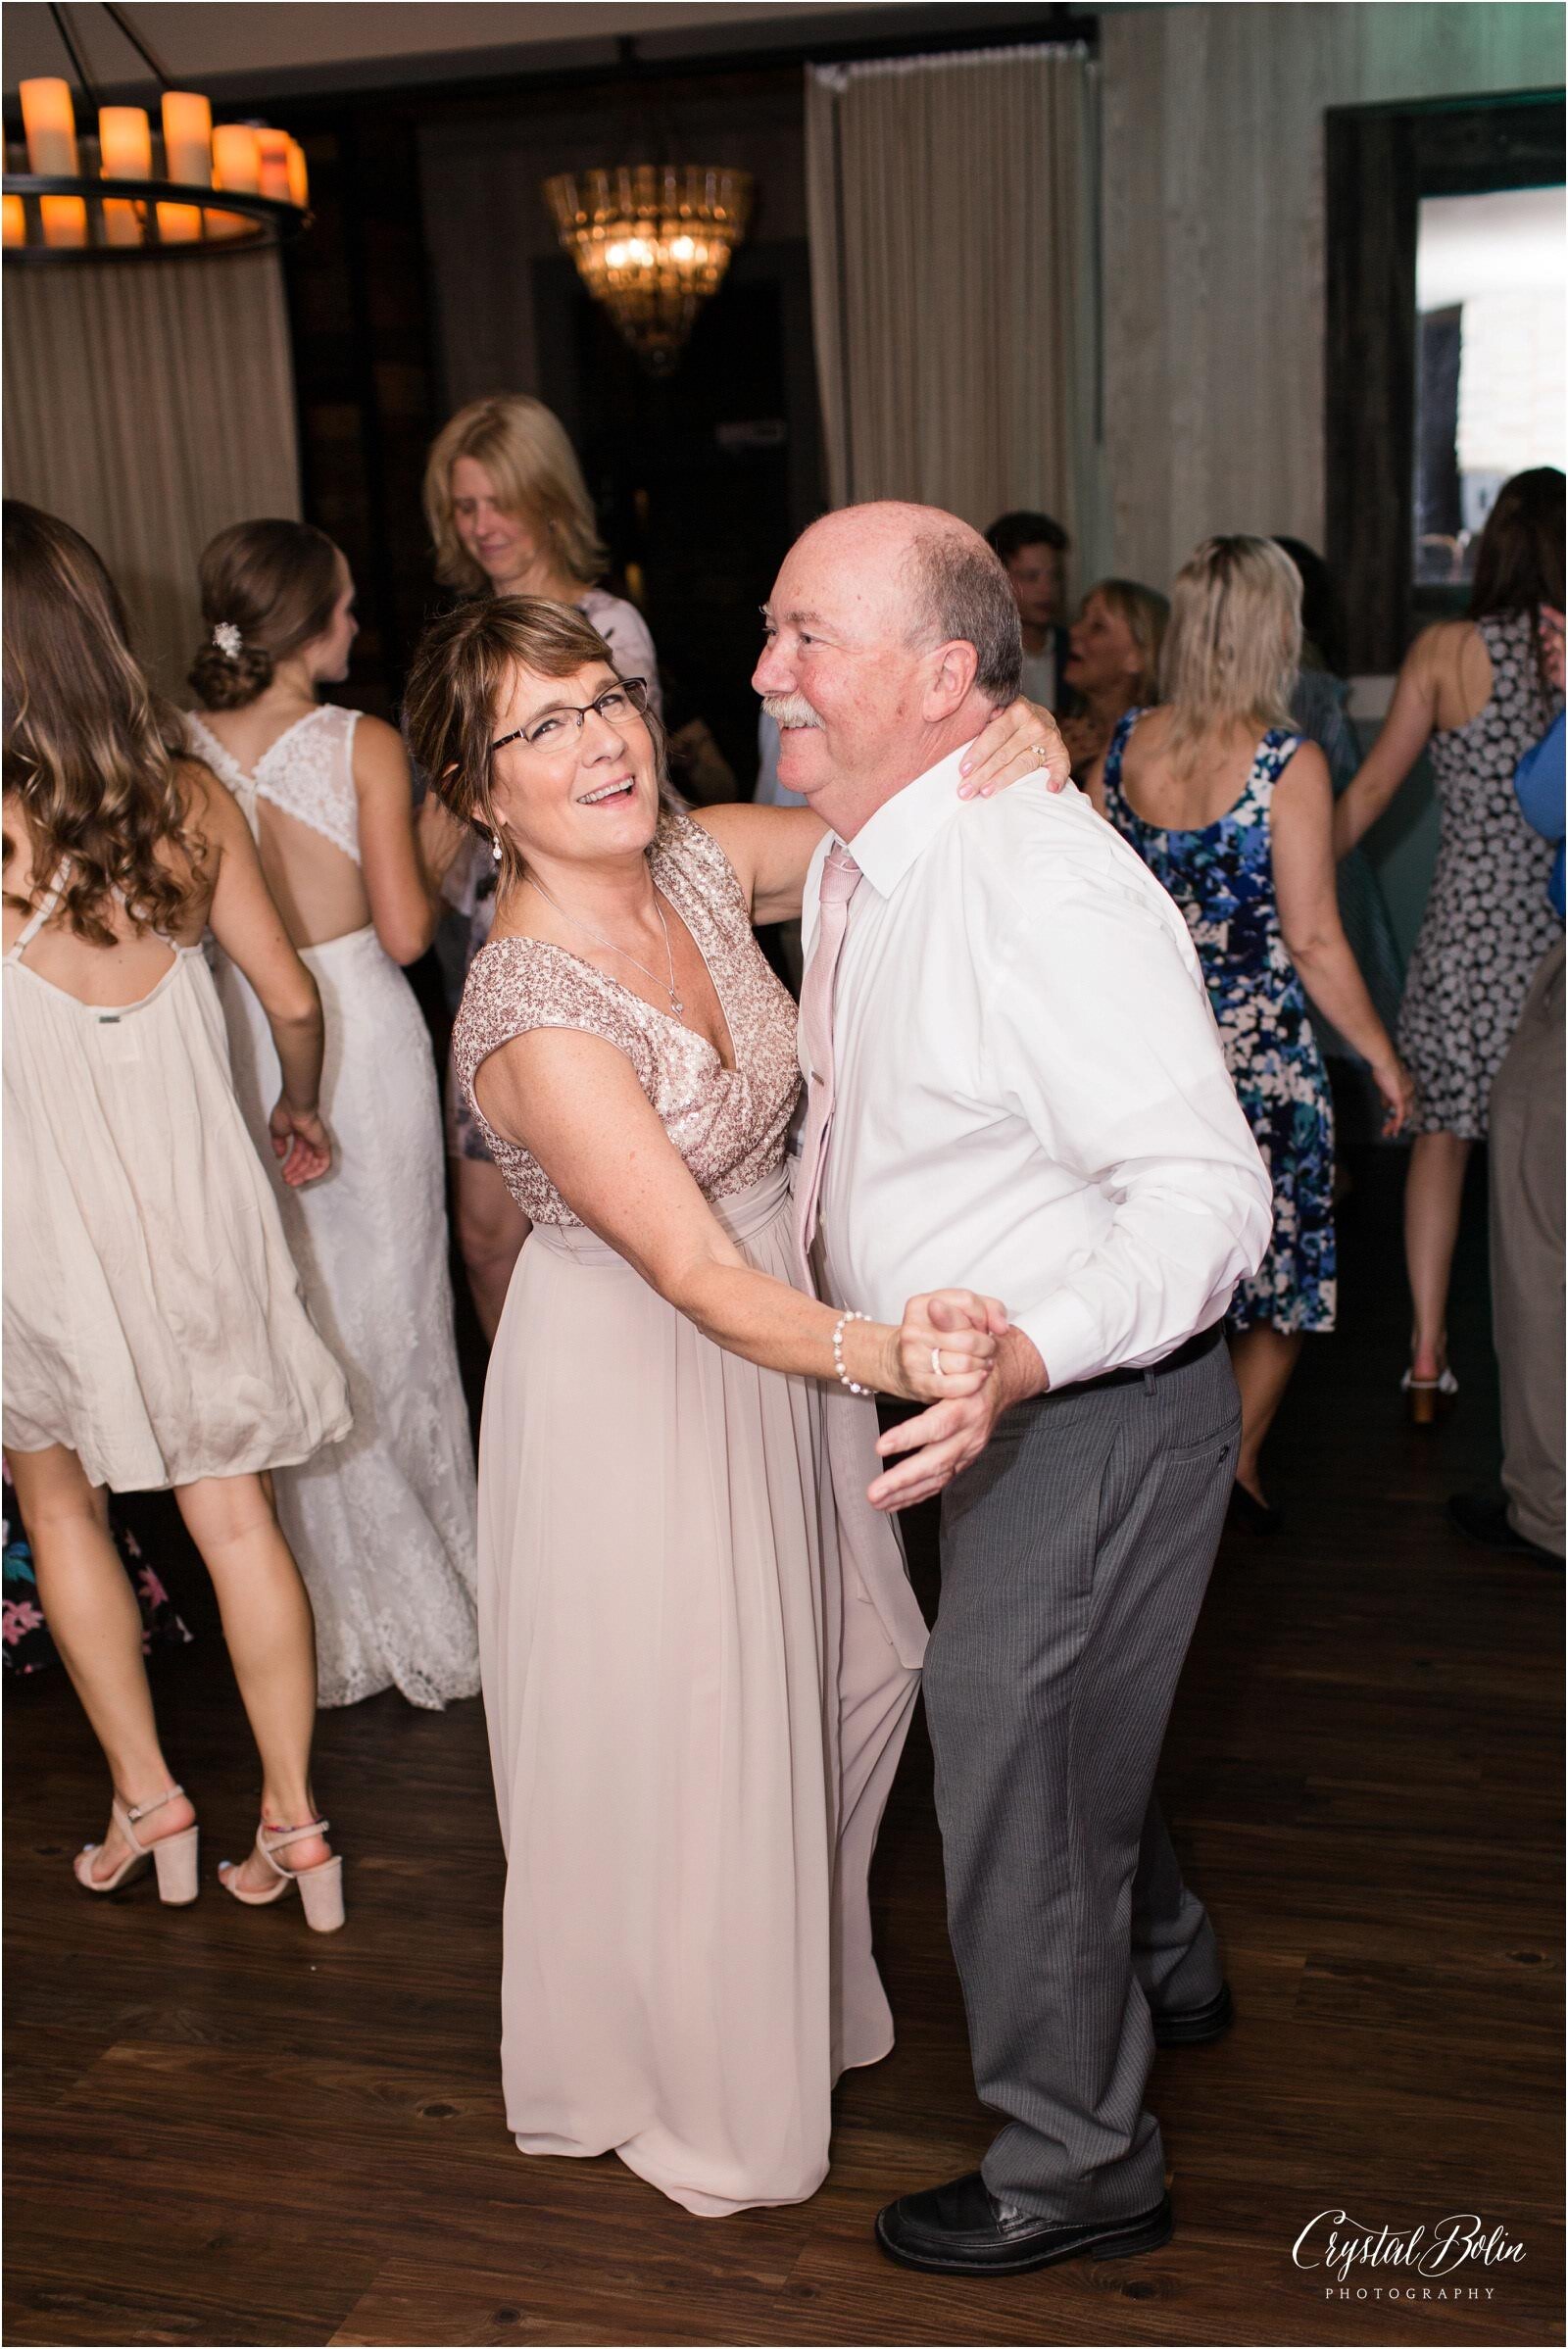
[1054,1320,1225,1398]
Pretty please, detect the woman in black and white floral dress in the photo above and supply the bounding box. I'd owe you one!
[1336,468,1564,1419]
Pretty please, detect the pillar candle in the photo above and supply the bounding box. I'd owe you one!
[20,79,77,176]
[212,123,261,191]
[98,105,150,244]
[255,128,291,202]
[208,124,259,240]
[161,91,212,186]
[102,199,143,246]
[99,106,152,178]
[40,195,88,248]
[156,203,203,244]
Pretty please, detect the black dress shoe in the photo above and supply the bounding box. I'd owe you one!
[1152,1979,1234,2047]
[1446,1490,1560,1563]
[1226,1480,1281,1536]
[875,2171,1173,2276]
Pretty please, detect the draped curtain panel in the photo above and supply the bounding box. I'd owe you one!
[3,253,300,695]
[806,45,1104,569]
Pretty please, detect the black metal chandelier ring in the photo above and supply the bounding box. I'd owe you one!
[3,171,310,262]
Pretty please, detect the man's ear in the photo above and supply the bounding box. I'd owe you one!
[921,638,980,720]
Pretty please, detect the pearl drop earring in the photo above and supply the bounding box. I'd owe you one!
[491,834,503,864]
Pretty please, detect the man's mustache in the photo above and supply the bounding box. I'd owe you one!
[763,693,825,730]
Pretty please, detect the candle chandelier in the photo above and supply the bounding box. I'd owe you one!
[4,3,310,263]
[543,164,753,377]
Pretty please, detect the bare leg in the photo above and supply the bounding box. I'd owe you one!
[7,1444,194,1881]
[174,1472,328,1888]
[1228,1328,1305,1506]
[455,1154,528,1346]
[1404,1131,1474,1379]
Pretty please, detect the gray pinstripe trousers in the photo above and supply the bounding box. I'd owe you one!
[925,1338,1240,2222]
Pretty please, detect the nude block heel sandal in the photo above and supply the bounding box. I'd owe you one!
[74,1785,199,1904]
[219,1818,345,1933]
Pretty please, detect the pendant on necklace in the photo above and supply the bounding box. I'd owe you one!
[669,995,684,1016]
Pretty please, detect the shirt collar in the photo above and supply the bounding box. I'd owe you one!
[837,744,970,899]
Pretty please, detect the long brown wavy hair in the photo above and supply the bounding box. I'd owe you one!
[3,501,204,945]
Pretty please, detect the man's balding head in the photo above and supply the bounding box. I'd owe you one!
[755,503,1024,834]
[793,504,1023,707]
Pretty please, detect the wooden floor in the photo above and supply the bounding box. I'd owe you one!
[5,1149,1562,2347]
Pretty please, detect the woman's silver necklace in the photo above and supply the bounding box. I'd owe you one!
[524,869,683,1017]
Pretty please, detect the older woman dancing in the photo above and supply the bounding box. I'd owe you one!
[404,596,1063,2217]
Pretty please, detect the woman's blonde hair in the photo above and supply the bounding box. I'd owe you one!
[3,501,204,946]
[1159,535,1300,765]
[404,595,662,898]
[1083,576,1169,707]
[423,395,607,595]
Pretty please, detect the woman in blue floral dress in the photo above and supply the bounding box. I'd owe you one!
[1096,537,1413,1528]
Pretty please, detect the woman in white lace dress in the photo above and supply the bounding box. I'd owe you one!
[186,519,479,1709]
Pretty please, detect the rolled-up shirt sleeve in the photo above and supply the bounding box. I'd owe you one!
[984,871,1273,1390]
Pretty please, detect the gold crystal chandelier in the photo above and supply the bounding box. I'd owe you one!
[543,164,753,377]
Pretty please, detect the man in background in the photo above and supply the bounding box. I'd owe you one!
[985,509,1072,710]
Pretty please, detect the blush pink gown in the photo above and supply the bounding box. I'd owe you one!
[452,813,927,2217]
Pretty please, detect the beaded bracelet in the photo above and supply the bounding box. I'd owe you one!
[832,1308,872,1395]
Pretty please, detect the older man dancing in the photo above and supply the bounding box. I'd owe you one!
[755,503,1272,2276]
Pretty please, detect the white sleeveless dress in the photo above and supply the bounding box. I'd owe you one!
[186,706,480,1710]
[3,879,351,1490]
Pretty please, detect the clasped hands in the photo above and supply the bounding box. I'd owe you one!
[870,1288,1041,1515]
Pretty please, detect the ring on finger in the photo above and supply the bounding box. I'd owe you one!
[1031,743,1048,764]
[930,1346,944,1378]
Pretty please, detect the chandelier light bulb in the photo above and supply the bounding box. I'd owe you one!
[543,164,754,375]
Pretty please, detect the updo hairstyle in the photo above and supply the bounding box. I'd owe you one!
[189,518,341,710]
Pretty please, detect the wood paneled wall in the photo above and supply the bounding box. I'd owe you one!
[1101,2,1563,597]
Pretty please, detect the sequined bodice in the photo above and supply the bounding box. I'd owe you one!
[185,706,361,864]
[452,813,803,1225]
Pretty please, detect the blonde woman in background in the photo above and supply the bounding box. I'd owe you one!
[187,519,479,1713]
[1095,537,1413,1529]
[422,394,663,1340]
[1059,577,1169,784]
[4,504,350,1928]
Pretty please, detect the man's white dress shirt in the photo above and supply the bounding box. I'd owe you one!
[802,749,1272,1391]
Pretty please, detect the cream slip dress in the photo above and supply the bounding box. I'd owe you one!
[2,874,350,1490]
[186,705,479,1710]
[453,811,928,2218]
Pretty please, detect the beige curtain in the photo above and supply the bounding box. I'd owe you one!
[3,252,300,694]
[806,45,1105,572]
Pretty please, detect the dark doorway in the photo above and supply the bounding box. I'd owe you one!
[1325,88,1564,671]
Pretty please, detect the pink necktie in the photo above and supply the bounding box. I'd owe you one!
[795,842,862,1283]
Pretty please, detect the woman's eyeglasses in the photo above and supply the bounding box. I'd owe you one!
[491,677,651,756]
